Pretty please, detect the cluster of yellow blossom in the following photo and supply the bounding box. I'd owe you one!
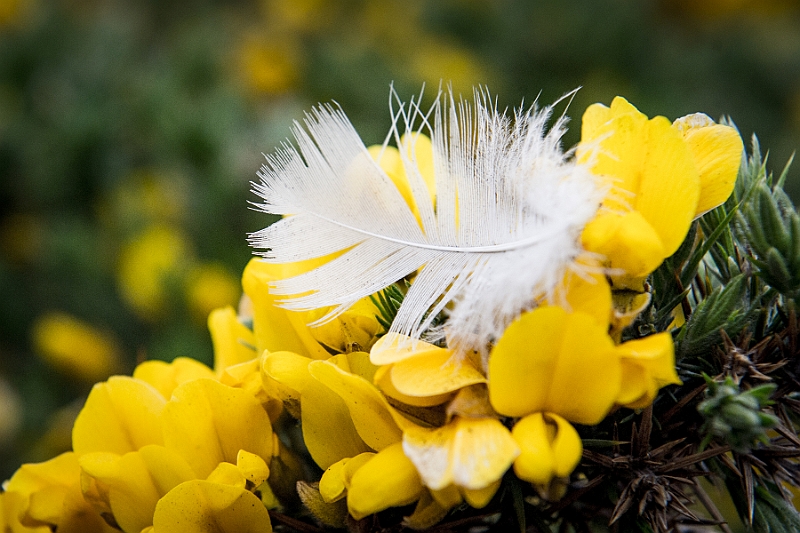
[1,97,743,532]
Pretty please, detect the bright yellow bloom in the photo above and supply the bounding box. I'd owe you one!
[673,113,744,217]
[160,379,273,479]
[152,479,273,533]
[78,446,196,533]
[345,443,424,520]
[402,417,519,493]
[208,306,258,373]
[511,412,582,492]
[242,258,381,359]
[371,333,486,407]
[579,97,742,290]
[615,333,681,409]
[487,304,681,490]
[489,306,621,425]
[2,452,114,533]
[31,313,122,382]
[72,377,166,456]
[132,357,216,400]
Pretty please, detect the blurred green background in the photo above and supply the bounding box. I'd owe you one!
[2,0,800,480]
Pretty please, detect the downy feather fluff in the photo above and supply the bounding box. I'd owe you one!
[249,88,602,361]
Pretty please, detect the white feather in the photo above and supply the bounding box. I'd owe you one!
[249,87,602,363]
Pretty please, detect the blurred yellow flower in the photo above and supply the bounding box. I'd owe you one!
[99,170,189,232]
[185,263,240,324]
[117,224,192,319]
[31,312,122,382]
[239,36,301,95]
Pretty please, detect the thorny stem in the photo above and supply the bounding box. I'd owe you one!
[691,479,734,533]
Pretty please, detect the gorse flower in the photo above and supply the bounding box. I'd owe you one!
[5,87,766,533]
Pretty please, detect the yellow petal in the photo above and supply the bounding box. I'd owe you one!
[582,210,666,283]
[161,379,273,479]
[242,258,329,360]
[79,447,194,533]
[1,490,51,532]
[260,350,313,417]
[579,97,649,201]
[208,306,257,374]
[319,458,348,503]
[236,450,271,488]
[511,413,582,486]
[347,443,424,520]
[674,114,744,216]
[72,377,165,455]
[206,463,246,489]
[548,261,612,328]
[308,360,403,451]
[220,359,282,422]
[488,306,621,425]
[634,116,700,256]
[402,417,519,491]
[462,479,501,509]
[132,357,216,400]
[301,378,371,470]
[615,333,680,409]
[152,480,272,533]
[389,350,487,398]
[370,332,446,366]
[4,452,80,527]
[374,365,454,407]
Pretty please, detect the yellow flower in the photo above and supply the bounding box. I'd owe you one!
[31,312,122,382]
[2,452,114,532]
[70,364,276,533]
[673,112,744,217]
[117,224,192,319]
[487,304,681,490]
[78,446,196,533]
[185,263,240,324]
[72,376,166,456]
[151,479,273,533]
[511,412,582,497]
[345,443,425,520]
[579,97,742,290]
[159,379,273,479]
[489,306,621,425]
[370,333,487,408]
[242,258,381,359]
[615,333,681,409]
[132,357,216,400]
[401,417,519,496]
[208,306,258,373]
